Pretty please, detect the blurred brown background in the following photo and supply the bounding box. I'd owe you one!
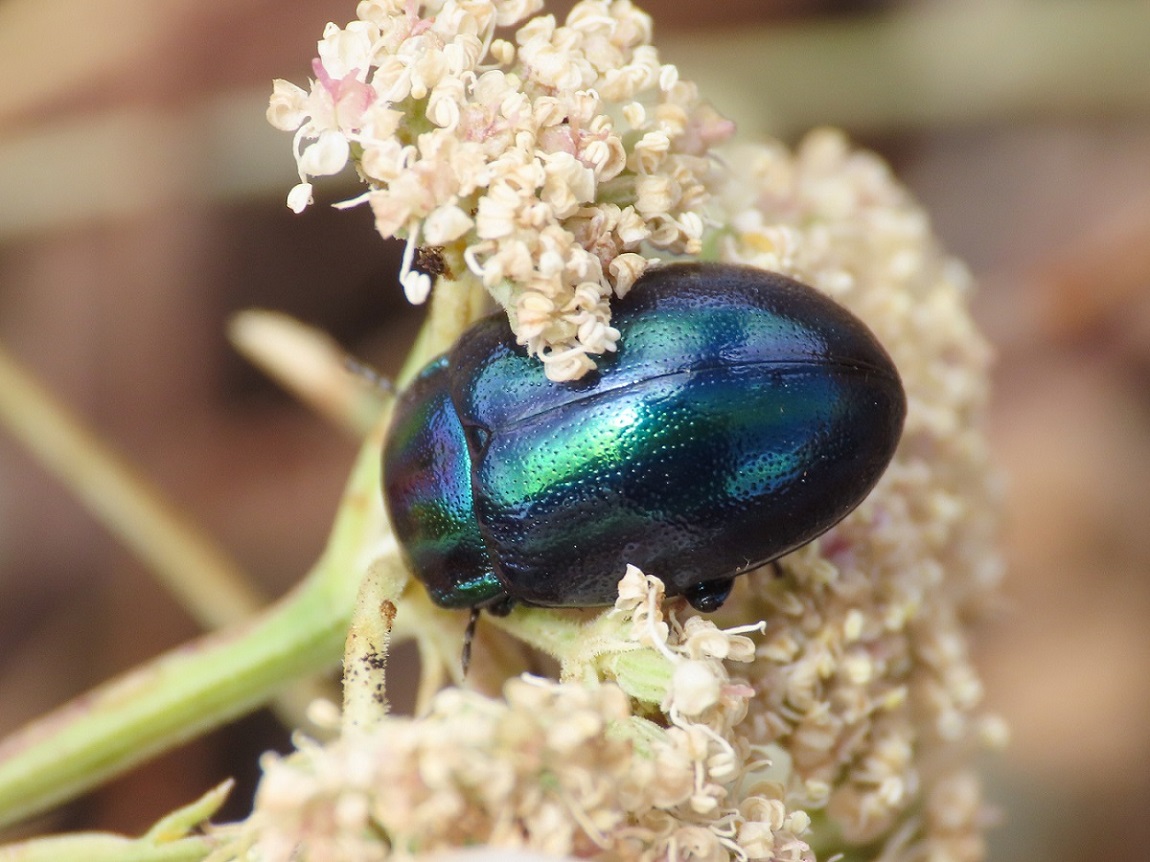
[1,0,1148,858]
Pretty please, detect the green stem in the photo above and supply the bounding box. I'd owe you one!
[0,834,216,862]
[0,341,339,730]
[0,780,234,862]
[0,343,263,632]
[396,273,489,388]
[485,607,584,664]
[484,606,674,703]
[0,268,482,832]
[0,407,392,832]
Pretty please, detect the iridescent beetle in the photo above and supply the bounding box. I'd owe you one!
[384,263,905,615]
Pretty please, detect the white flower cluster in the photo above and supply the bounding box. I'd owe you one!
[242,568,813,862]
[269,0,732,381]
[261,3,1004,858]
[712,130,1004,860]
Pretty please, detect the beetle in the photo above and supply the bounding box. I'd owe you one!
[383,262,906,615]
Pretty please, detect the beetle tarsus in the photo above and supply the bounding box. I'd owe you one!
[684,578,734,612]
[484,595,517,617]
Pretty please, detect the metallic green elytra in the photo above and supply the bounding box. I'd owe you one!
[383,263,906,612]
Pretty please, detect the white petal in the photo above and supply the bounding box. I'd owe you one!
[267,79,309,130]
[286,183,314,214]
[670,660,721,716]
[423,205,474,244]
[401,270,432,305]
[299,130,350,176]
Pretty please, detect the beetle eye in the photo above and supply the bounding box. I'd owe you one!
[463,423,491,455]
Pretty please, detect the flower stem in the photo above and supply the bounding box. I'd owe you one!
[484,607,584,663]
[0,342,264,631]
[0,833,216,862]
[0,268,481,831]
[341,555,408,732]
[0,340,338,731]
[0,405,392,832]
[396,273,489,388]
[228,310,392,438]
[0,781,233,861]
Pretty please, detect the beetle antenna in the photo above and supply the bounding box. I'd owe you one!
[461,608,481,675]
[344,356,394,394]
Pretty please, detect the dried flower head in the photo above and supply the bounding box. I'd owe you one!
[269,0,733,380]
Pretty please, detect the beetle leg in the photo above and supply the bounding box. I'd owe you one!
[683,578,734,613]
[460,594,516,674]
[461,607,481,675]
